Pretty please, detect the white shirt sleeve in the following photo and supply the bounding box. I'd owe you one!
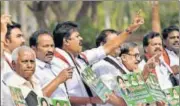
[82,46,106,65]
[1,82,15,106]
[92,61,117,77]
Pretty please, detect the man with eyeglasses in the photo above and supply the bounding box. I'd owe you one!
[119,42,166,106]
[118,42,150,106]
[119,42,141,73]
[52,13,144,106]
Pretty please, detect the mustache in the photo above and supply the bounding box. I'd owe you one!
[173,41,179,45]
[46,51,54,56]
[154,48,162,52]
[79,40,83,45]
[21,42,25,46]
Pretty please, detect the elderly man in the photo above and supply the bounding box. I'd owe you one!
[3,46,43,106]
[119,42,166,106]
[119,42,141,73]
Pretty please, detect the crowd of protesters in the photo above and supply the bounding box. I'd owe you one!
[1,12,179,106]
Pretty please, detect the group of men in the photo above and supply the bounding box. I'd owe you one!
[1,12,179,106]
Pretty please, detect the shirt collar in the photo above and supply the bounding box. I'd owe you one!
[107,55,118,62]
[36,59,52,69]
[165,48,178,57]
[121,63,131,74]
[118,58,131,74]
[5,72,38,87]
[4,51,12,62]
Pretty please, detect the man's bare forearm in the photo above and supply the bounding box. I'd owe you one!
[69,96,91,105]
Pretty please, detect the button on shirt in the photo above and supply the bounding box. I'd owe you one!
[35,58,69,100]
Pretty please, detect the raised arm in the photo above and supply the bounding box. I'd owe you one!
[1,14,12,54]
[103,10,144,55]
[1,14,12,37]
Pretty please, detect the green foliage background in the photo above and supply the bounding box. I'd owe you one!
[1,1,179,50]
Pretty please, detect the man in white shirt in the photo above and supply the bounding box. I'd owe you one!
[53,13,144,106]
[3,46,43,106]
[139,31,175,90]
[118,42,150,106]
[92,29,127,106]
[2,21,25,80]
[119,42,141,73]
[162,25,179,66]
[93,29,122,78]
[29,29,73,101]
[1,21,25,106]
[162,25,179,85]
[117,36,168,106]
[1,14,15,106]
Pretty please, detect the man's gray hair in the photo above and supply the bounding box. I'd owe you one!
[12,46,36,62]
[119,42,138,56]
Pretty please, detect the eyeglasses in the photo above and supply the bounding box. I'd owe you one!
[126,53,141,60]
